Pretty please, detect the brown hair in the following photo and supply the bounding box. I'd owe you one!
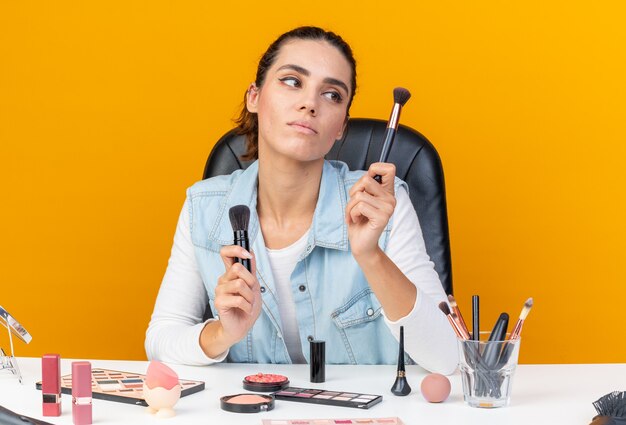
[234,26,357,161]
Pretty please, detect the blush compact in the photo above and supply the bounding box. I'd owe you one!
[243,373,289,392]
[220,393,275,413]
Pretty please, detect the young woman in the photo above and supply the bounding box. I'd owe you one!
[145,26,458,373]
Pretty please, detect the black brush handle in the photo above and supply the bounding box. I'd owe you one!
[483,313,509,368]
[374,128,397,183]
[460,341,501,398]
[496,338,520,369]
[233,230,251,273]
[0,405,55,425]
[472,295,480,341]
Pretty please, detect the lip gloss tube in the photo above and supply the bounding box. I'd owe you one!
[72,361,92,425]
[42,354,61,416]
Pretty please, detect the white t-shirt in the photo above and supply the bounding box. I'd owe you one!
[266,230,310,364]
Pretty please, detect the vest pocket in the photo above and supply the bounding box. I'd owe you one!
[331,288,383,364]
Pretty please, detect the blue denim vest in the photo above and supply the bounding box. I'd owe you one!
[187,160,407,364]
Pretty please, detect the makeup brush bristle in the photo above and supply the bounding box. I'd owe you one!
[228,205,250,232]
[593,391,626,417]
[393,87,411,106]
[519,297,534,320]
[447,294,458,308]
[438,301,451,316]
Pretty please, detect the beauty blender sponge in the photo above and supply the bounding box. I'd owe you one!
[144,361,179,390]
[420,373,451,403]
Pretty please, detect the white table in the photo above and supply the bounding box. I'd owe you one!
[1,358,623,424]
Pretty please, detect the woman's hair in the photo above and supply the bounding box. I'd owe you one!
[234,26,357,161]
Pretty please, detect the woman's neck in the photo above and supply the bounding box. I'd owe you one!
[257,156,323,249]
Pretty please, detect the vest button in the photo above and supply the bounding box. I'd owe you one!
[260,286,266,293]
[366,308,374,317]
[307,335,314,342]
[298,285,306,292]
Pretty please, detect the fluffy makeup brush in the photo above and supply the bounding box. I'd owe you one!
[390,326,412,396]
[509,298,534,340]
[228,205,251,273]
[590,391,626,425]
[374,87,412,183]
[447,294,470,338]
[438,302,470,340]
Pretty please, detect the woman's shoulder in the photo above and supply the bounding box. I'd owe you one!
[327,160,365,184]
[186,169,246,199]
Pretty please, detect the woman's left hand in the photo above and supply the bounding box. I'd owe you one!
[345,162,397,259]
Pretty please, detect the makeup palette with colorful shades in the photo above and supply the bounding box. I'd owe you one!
[273,387,383,409]
[35,368,204,406]
[243,373,289,392]
[262,418,404,425]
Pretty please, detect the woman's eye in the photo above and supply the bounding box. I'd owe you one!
[323,91,343,103]
[279,77,300,88]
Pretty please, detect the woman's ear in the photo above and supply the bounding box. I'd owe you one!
[337,115,350,139]
[246,84,259,113]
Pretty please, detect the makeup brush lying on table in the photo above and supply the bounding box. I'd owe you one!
[374,87,412,183]
[0,405,54,425]
[590,391,626,425]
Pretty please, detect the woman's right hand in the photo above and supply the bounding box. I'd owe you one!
[213,245,263,346]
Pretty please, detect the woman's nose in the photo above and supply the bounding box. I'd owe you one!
[298,89,318,115]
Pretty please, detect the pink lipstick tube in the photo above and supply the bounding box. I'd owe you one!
[72,361,92,425]
[42,354,62,416]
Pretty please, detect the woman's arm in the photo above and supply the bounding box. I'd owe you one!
[346,163,417,320]
[146,199,263,364]
[145,200,227,365]
[381,187,458,374]
[346,165,458,374]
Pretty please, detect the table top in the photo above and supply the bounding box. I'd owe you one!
[1,357,623,424]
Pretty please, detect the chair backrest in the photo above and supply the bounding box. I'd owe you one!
[203,118,453,295]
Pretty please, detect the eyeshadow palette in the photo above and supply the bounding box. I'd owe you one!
[272,387,382,409]
[262,418,404,425]
[35,368,204,406]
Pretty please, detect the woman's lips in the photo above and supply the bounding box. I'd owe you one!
[288,122,317,135]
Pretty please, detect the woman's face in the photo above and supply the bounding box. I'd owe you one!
[247,39,353,164]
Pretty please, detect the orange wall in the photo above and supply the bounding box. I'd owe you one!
[1,1,625,364]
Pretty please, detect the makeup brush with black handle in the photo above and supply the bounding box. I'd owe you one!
[590,391,626,425]
[374,87,412,183]
[202,205,252,322]
[228,205,252,273]
[0,405,55,425]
